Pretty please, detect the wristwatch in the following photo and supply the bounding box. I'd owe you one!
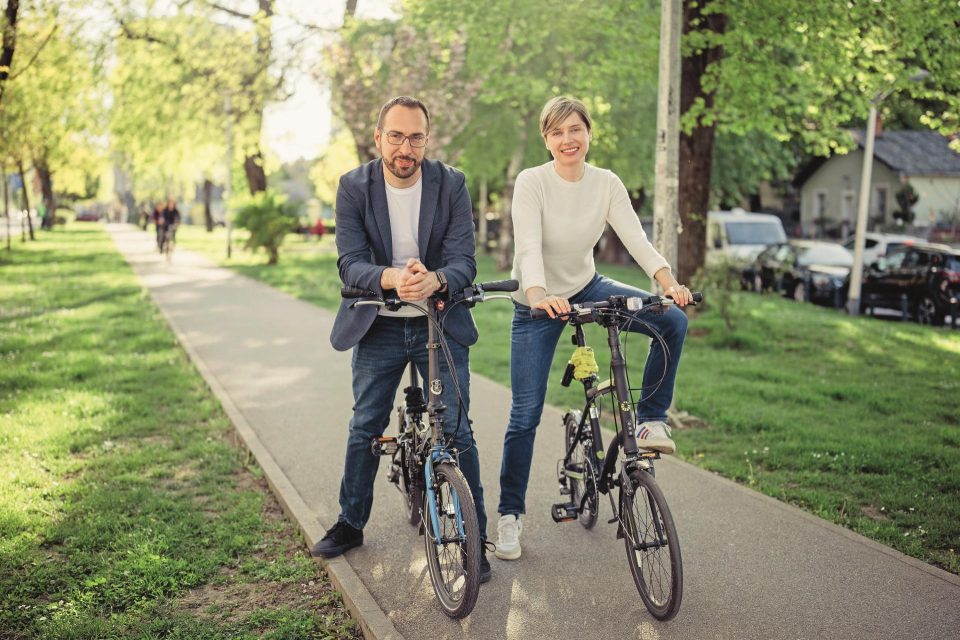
[435,270,448,292]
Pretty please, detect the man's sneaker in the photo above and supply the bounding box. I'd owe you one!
[479,542,492,583]
[636,421,676,455]
[310,521,363,558]
[494,514,522,560]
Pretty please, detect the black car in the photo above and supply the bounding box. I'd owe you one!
[860,243,960,326]
[744,240,854,306]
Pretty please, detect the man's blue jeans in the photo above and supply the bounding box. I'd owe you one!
[338,315,487,538]
[497,273,688,517]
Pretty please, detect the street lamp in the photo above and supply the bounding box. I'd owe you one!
[847,70,931,315]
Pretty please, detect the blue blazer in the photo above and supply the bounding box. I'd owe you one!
[329,158,478,351]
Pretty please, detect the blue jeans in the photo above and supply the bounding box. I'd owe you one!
[497,273,688,516]
[338,315,487,538]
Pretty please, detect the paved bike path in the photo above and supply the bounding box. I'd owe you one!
[109,225,960,640]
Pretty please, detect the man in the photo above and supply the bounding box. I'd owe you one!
[313,96,491,582]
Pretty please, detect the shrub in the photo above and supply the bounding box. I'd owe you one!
[691,255,745,335]
[232,190,298,264]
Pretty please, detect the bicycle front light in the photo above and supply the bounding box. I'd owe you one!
[626,296,643,311]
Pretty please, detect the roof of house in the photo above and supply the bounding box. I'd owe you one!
[850,129,960,176]
[794,129,960,187]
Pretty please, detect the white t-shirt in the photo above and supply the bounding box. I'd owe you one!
[510,161,670,304]
[380,176,423,317]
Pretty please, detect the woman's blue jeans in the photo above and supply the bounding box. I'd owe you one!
[497,273,688,517]
[338,315,487,538]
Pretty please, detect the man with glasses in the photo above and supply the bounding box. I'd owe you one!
[314,96,491,582]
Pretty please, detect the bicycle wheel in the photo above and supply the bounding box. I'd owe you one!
[563,412,598,529]
[397,442,422,527]
[620,468,683,620]
[423,462,480,619]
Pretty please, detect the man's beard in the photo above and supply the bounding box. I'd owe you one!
[384,154,421,180]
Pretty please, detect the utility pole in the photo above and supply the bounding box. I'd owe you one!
[653,0,682,292]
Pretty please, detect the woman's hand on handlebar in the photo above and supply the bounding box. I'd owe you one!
[654,269,695,308]
[528,287,570,319]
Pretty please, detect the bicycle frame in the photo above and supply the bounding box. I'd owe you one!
[562,306,660,499]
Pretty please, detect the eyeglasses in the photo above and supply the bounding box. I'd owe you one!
[382,130,428,148]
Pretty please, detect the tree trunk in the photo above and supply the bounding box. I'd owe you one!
[243,152,267,194]
[0,0,18,109]
[17,159,33,240]
[35,158,55,230]
[3,162,10,251]
[203,178,214,231]
[677,0,727,284]
[496,126,529,271]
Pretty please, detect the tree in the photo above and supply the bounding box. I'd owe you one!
[0,2,103,231]
[309,124,359,211]
[113,0,286,197]
[0,0,19,108]
[675,0,960,283]
[893,182,918,226]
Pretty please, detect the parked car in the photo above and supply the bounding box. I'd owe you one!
[744,240,854,306]
[75,209,101,222]
[860,242,960,325]
[842,232,925,266]
[706,209,787,264]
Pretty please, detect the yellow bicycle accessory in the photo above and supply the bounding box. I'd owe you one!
[570,346,599,381]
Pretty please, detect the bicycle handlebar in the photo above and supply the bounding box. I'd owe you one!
[528,292,703,320]
[340,279,520,307]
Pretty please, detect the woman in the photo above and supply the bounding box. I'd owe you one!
[495,96,694,561]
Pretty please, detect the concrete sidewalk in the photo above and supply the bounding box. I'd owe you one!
[109,224,959,640]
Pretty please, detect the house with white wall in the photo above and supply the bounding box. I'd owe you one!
[795,129,960,239]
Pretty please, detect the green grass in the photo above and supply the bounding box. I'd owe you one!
[175,225,960,575]
[0,226,360,639]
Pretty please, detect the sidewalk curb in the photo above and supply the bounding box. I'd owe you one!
[118,233,405,640]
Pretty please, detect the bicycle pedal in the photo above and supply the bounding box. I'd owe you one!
[371,436,398,456]
[551,502,579,523]
[386,464,400,484]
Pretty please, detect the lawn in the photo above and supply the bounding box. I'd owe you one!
[0,226,360,639]
[176,224,960,575]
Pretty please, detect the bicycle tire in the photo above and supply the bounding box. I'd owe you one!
[398,442,422,527]
[563,412,598,529]
[423,462,481,619]
[620,468,683,620]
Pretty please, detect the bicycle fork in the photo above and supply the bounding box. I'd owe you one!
[423,448,467,546]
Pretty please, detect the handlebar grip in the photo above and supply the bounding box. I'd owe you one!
[693,292,703,304]
[529,308,552,320]
[341,286,377,299]
[480,279,520,293]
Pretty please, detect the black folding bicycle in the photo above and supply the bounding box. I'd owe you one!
[533,291,701,621]
[344,278,518,619]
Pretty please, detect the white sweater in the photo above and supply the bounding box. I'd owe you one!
[510,161,670,303]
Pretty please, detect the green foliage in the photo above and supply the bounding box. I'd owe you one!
[0,227,359,638]
[691,255,746,336]
[232,190,298,265]
[893,182,919,226]
[0,2,105,199]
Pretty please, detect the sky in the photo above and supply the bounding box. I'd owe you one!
[263,0,397,163]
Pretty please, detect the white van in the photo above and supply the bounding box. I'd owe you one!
[706,209,787,262]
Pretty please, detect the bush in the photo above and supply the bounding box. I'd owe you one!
[232,190,299,264]
[692,256,746,335]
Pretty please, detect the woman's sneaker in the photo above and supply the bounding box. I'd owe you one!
[494,514,522,560]
[636,421,676,454]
